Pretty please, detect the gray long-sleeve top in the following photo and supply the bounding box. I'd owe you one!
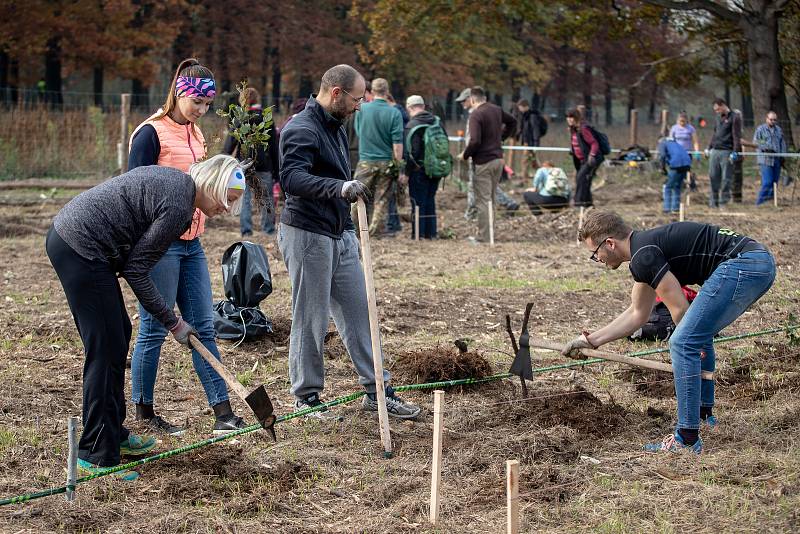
[53,166,195,330]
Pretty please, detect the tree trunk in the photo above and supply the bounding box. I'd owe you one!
[742,9,794,146]
[0,51,8,107]
[741,87,754,127]
[131,79,148,110]
[93,67,103,107]
[582,54,593,123]
[44,37,63,105]
[298,74,313,100]
[722,44,731,105]
[626,88,636,124]
[604,78,613,126]
[648,80,658,123]
[271,48,281,112]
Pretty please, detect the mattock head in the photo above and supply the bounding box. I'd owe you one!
[508,303,535,392]
[244,386,278,441]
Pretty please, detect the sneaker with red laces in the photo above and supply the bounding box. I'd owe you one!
[702,415,718,430]
[644,432,703,454]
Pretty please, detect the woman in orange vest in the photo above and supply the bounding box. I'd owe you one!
[128,58,245,436]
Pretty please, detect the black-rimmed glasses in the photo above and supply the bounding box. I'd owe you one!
[589,236,612,262]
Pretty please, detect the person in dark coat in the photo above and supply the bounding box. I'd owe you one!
[404,95,446,239]
[46,155,247,477]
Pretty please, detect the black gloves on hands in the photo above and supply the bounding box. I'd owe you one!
[170,318,198,346]
[341,180,371,203]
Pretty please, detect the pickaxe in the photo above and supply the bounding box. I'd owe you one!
[507,303,534,397]
[189,335,277,440]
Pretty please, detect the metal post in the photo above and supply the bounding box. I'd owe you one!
[414,204,420,241]
[66,417,78,502]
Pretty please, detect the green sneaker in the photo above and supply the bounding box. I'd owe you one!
[120,433,156,457]
[78,459,139,481]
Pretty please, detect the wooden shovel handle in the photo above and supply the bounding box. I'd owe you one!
[189,334,250,400]
[528,336,714,380]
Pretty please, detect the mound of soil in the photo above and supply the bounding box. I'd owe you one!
[494,387,628,437]
[722,341,800,402]
[390,345,493,384]
[620,368,675,398]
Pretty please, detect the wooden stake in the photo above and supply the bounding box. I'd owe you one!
[686,192,692,207]
[679,202,685,221]
[119,93,131,174]
[660,109,669,137]
[66,416,78,502]
[629,109,639,146]
[429,390,445,525]
[506,459,520,534]
[356,198,393,457]
[488,200,495,246]
[576,206,585,245]
[774,181,779,208]
[414,204,420,242]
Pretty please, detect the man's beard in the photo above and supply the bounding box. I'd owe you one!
[329,98,350,120]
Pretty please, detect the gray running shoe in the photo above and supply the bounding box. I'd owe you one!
[142,415,186,437]
[295,393,344,422]
[362,387,421,419]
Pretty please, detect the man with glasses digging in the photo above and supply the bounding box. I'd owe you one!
[563,210,775,454]
[278,64,420,421]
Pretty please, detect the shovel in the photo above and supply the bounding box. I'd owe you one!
[189,335,277,440]
[528,336,714,381]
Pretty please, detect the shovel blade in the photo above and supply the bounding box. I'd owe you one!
[244,386,277,441]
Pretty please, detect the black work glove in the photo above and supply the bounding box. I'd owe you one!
[170,318,198,346]
[341,180,371,203]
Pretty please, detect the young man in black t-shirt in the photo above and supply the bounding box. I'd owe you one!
[562,211,775,454]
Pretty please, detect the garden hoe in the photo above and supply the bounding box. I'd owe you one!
[507,303,534,397]
[189,335,277,440]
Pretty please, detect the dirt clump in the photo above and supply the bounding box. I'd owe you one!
[390,345,493,384]
[620,368,675,398]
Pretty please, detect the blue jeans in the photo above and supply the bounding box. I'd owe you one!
[130,238,228,407]
[240,171,275,235]
[669,249,775,430]
[386,182,402,233]
[662,167,687,213]
[408,170,441,239]
[756,162,781,205]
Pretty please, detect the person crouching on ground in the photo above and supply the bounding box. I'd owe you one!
[522,161,571,215]
[46,155,247,478]
[562,210,775,454]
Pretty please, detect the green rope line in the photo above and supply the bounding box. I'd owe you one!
[1,324,796,506]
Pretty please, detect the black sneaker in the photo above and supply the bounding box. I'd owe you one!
[362,387,421,419]
[142,415,185,437]
[213,413,247,435]
[295,393,344,422]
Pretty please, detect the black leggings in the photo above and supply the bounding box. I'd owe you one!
[46,226,131,466]
[574,158,601,207]
[523,191,569,215]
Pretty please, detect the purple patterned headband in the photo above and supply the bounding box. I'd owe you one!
[175,76,216,98]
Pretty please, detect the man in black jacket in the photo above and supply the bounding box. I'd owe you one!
[278,64,420,420]
[404,95,445,239]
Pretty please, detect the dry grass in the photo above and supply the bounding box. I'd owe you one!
[0,154,799,532]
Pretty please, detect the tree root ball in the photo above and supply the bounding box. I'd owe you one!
[391,346,493,384]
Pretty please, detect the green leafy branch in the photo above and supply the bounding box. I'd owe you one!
[216,81,274,165]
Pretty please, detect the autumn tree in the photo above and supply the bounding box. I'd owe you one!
[641,0,796,146]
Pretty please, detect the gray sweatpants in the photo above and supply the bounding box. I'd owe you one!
[708,149,733,206]
[277,224,389,399]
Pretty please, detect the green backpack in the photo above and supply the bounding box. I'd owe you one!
[406,117,453,178]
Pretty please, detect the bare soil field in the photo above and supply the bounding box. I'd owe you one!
[0,166,799,533]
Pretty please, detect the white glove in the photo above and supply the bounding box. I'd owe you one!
[561,334,594,360]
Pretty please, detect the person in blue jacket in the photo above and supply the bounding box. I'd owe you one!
[658,136,692,214]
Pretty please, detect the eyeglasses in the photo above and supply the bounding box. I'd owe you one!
[589,236,612,262]
[341,88,366,104]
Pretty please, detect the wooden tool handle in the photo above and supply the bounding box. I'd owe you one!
[356,198,393,456]
[189,335,250,400]
[529,336,714,380]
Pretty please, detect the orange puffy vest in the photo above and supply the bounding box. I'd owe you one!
[130,112,207,240]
